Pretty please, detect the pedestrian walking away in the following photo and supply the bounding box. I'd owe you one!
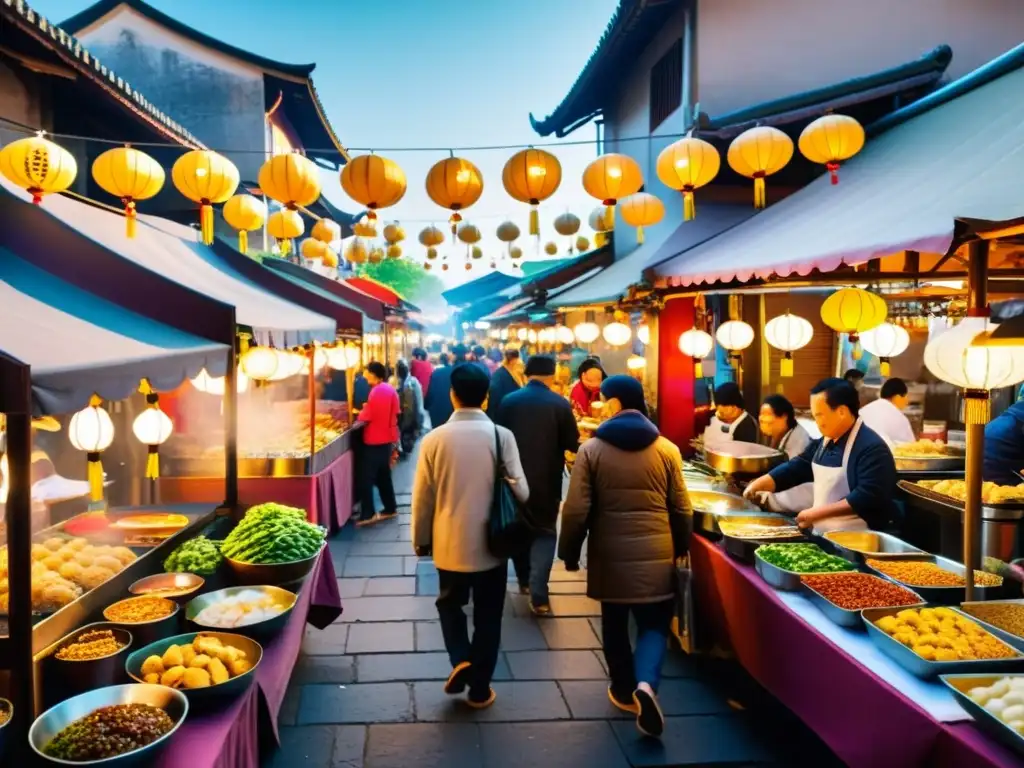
[410,347,433,399]
[485,344,525,420]
[356,361,400,527]
[559,374,692,738]
[412,363,530,709]
[395,359,424,456]
[424,344,467,428]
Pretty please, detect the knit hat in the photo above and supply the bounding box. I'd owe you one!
[600,374,647,416]
[525,355,556,376]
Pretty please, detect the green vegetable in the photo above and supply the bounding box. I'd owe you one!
[220,502,326,565]
[163,536,224,575]
[757,543,855,574]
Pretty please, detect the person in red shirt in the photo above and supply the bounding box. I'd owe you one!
[356,361,400,527]
[410,348,433,399]
[569,358,606,418]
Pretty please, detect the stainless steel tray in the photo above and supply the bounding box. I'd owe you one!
[689,490,760,535]
[801,577,924,629]
[893,452,965,473]
[823,530,925,565]
[753,550,804,591]
[704,443,786,476]
[865,553,1005,605]
[959,600,1024,653]
[942,674,1024,758]
[862,606,1024,678]
[899,480,1024,522]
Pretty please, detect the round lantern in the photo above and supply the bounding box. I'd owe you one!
[727,127,793,209]
[576,236,590,253]
[68,395,115,503]
[799,114,865,185]
[717,320,756,368]
[311,217,341,243]
[92,146,165,237]
[553,212,581,237]
[637,324,650,346]
[582,153,643,220]
[555,325,575,345]
[588,205,614,233]
[425,156,483,233]
[383,223,405,244]
[387,244,402,259]
[322,248,339,269]
[267,209,304,255]
[172,150,239,243]
[426,247,439,260]
[368,246,384,264]
[544,241,558,256]
[464,262,473,271]
[820,287,887,359]
[509,246,523,260]
[516,328,529,342]
[223,194,266,253]
[627,354,647,371]
[471,246,483,260]
[502,148,561,236]
[352,217,378,238]
[656,136,720,220]
[259,152,322,210]
[497,220,520,255]
[424,262,433,271]
[679,329,714,378]
[537,327,556,345]
[860,322,910,376]
[340,154,407,220]
[619,192,665,244]
[327,342,362,371]
[269,349,304,380]
[301,237,331,262]
[191,368,249,395]
[0,134,77,204]
[457,223,481,245]
[419,225,445,247]
[764,312,814,377]
[925,317,1024,393]
[132,389,174,480]
[345,238,369,264]
[574,321,601,345]
[603,320,632,347]
[241,345,279,381]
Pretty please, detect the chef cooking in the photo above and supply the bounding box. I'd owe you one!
[702,382,758,450]
[752,394,814,513]
[744,377,897,532]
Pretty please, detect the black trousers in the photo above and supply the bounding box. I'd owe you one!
[435,564,506,697]
[358,443,397,520]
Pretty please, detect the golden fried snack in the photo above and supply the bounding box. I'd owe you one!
[189,654,211,669]
[141,655,165,677]
[208,657,229,685]
[161,645,184,669]
[183,668,211,689]
[160,666,186,688]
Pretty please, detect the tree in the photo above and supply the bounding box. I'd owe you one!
[357,259,446,309]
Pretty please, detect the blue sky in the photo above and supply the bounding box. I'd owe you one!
[34,0,620,286]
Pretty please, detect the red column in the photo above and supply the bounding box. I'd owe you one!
[658,297,696,449]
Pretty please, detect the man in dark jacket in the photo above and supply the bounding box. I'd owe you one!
[424,345,466,428]
[485,346,523,420]
[496,355,579,614]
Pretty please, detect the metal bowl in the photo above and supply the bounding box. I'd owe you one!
[224,543,324,586]
[40,623,134,703]
[103,597,182,646]
[942,674,1024,758]
[125,631,262,703]
[689,490,760,535]
[128,573,205,603]
[753,545,856,591]
[704,443,786,476]
[185,586,296,639]
[823,530,925,565]
[0,697,11,759]
[28,683,188,766]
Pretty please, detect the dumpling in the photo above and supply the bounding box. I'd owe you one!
[58,561,84,582]
[141,655,165,677]
[42,555,64,572]
[32,544,51,561]
[78,566,114,590]
[161,645,184,669]
[111,547,136,565]
[42,538,65,552]
[73,552,95,568]
[66,538,88,551]
[183,668,211,689]
[41,582,79,608]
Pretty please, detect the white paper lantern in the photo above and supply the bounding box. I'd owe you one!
[527,329,538,344]
[716,320,755,352]
[764,313,814,377]
[573,322,600,344]
[191,368,249,395]
[407,331,422,345]
[602,321,632,347]
[327,343,362,371]
[69,403,115,453]
[925,317,1024,392]
[860,322,910,376]
[555,325,575,345]
[392,330,405,343]
[627,354,647,370]
[678,329,714,378]
[538,328,556,344]
[516,328,529,341]
[132,407,173,445]
[499,328,510,341]
[268,350,305,381]
[241,345,279,380]
[302,347,329,374]
[637,324,650,346]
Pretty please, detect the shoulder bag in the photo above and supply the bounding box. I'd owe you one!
[668,462,696,653]
[487,426,530,558]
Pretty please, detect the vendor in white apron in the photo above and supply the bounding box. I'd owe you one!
[754,394,813,513]
[702,382,758,450]
[744,377,898,533]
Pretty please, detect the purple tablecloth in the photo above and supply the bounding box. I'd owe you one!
[690,535,1019,768]
[155,551,342,768]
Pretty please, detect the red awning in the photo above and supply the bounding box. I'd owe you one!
[345,276,403,308]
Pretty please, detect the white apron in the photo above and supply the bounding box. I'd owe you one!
[810,418,870,535]
[703,412,751,450]
[766,428,814,513]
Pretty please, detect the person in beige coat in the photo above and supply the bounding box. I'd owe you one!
[412,363,529,710]
[559,375,691,739]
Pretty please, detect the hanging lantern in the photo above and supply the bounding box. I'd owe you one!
[576,236,590,253]
[764,312,814,377]
[322,247,339,269]
[679,329,714,378]
[588,205,614,233]
[426,156,483,233]
[861,322,910,376]
[727,127,793,209]
[457,223,482,245]
[717,320,756,368]
[387,244,402,259]
[267,209,304,255]
[464,262,473,271]
[544,241,558,256]
[352,217,378,238]
[223,194,266,254]
[345,238,369,264]
[582,153,643,221]
[656,136,720,221]
[190,368,248,395]
[553,212,581,237]
[442,263,450,271]
[424,262,433,271]
[516,328,529,342]
[925,317,1024,393]
[618,192,665,244]
[527,329,538,344]
[637,324,650,346]
[259,152,321,209]
[574,321,601,344]
[555,325,575,345]
[241,345,279,380]
[496,220,520,255]
[368,246,385,264]
[426,247,439,260]
[509,246,523,261]
[339,154,407,221]
[92,146,165,237]
[820,287,887,360]
[603,313,632,347]
[627,354,647,371]
[593,231,609,248]
[0,134,77,204]
[132,381,173,480]
[419,225,445,250]
[471,246,483,260]
[268,349,305,380]
[311,218,341,243]
[68,394,115,503]
[383,223,405,244]
[503,147,561,236]
[172,150,239,243]
[327,342,362,371]
[300,237,330,262]
[799,114,865,185]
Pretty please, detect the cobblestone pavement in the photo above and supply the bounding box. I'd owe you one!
[265,448,841,768]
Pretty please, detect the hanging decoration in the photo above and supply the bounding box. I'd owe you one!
[191,368,249,395]
[464,262,473,271]
[576,235,590,253]
[258,151,321,251]
[68,394,115,504]
[267,209,304,255]
[311,218,341,243]
[860,322,910,376]
[240,345,279,380]
[717,320,756,368]
[457,223,482,259]
[92,146,165,237]
[424,262,433,271]
[502,147,561,237]
[352,217,378,238]
[678,329,714,378]
[820,287,887,359]
[656,136,720,221]
[637,324,650,346]
[132,380,173,480]
[0,134,77,204]
[425,155,483,233]
[345,238,369,264]
[322,248,339,269]
[471,246,483,260]
[555,325,575,345]
[368,246,385,264]
[496,220,520,255]
[764,312,814,377]
[222,194,266,254]
[574,314,601,344]
[419,225,444,262]
[602,312,632,347]
[172,149,239,243]
[509,245,523,262]
[619,192,665,244]
[387,244,402,259]
[798,114,865,185]
[269,349,305,380]
[327,341,362,371]
[588,205,614,233]
[925,316,1024,393]
[300,237,331,262]
[727,126,793,209]
[582,153,642,221]
[553,212,581,253]
[339,153,407,221]
[383,223,405,244]
[544,241,558,256]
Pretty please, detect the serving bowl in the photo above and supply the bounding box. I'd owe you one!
[40,623,134,703]
[29,683,187,766]
[224,542,324,586]
[103,597,181,646]
[0,697,11,759]
[185,585,296,638]
[942,674,1024,758]
[128,573,205,603]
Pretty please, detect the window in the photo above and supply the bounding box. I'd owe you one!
[649,37,683,132]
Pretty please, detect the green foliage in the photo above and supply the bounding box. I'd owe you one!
[357,259,446,308]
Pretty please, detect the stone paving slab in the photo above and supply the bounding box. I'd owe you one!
[292,654,357,685]
[357,651,511,683]
[479,720,630,768]
[337,578,367,598]
[356,541,417,557]
[558,679,733,720]
[297,682,414,724]
[539,617,601,649]
[346,621,415,653]
[301,623,349,656]
[342,556,406,578]
[339,596,440,623]
[412,680,571,723]
[610,714,776,766]
[505,650,606,680]
[364,723,481,767]
[363,576,416,596]
[264,724,365,768]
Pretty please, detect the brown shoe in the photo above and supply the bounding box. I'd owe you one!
[354,517,379,528]
[466,687,497,709]
[608,687,639,714]
[377,510,399,521]
[444,661,472,695]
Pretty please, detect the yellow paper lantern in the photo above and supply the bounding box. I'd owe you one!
[352,218,378,238]
[764,312,814,377]
[503,148,561,236]
[424,262,433,271]
[387,244,402,259]
[656,136,720,221]
[345,238,369,264]
[496,220,520,255]
[582,153,642,221]
[92,146,165,237]
[588,205,614,232]
[418,225,445,247]
[368,246,385,264]
[222,194,266,253]
[618,192,664,244]
[457,223,482,244]
[544,241,558,256]
[799,114,865,185]
[574,321,601,344]
[553,212,581,237]
[426,156,483,233]
[322,247,339,268]
[267,209,304,255]
[383,223,405,244]
[727,127,793,209]
[300,237,330,261]
[258,152,321,209]
[68,394,115,503]
[594,231,609,248]
[442,263,450,272]
[311,218,341,243]
[510,245,523,260]
[241,345,279,380]
[171,149,239,243]
[426,246,439,260]
[464,262,473,271]
[471,246,483,260]
[0,134,77,205]
[340,154,407,221]
[603,320,632,347]
[820,287,887,359]
[575,236,590,253]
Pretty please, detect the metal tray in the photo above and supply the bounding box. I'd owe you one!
[865,553,1005,605]
[704,443,787,476]
[753,550,805,591]
[959,600,1024,653]
[689,490,760,535]
[899,480,1024,522]
[893,452,965,473]
[801,577,925,629]
[862,606,1024,678]
[941,674,1024,758]
[823,530,925,565]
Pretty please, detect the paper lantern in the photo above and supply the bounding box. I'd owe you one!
[259,152,321,209]
[424,262,433,271]
[627,354,647,371]
[241,345,279,380]
[727,127,793,209]
[503,148,561,235]
[925,317,1024,393]
[322,248,339,269]
[345,238,369,264]
[575,236,590,253]
[383,223,405,244]
[300,237,331,262]
[510,246,523,260]
[619,192,664,244]
[496,221,520,242]
[172,150,239,243]
[311,217,341,243]
[582,154,642,222]
[442,263,450,271]
[426,156,483,233]
[368,246,384,264]
[527,329,538,344]
[132,389,173,479]
[555,325,575,345]
[327,342,362,371]
[464,262,473,271]
[516,328,529,342]
[0,134,77,204]
[544,241,558,256]
[574,322,600,344]
[340,154,407,220]
[679,329,714,378]
[861,322,910,376]
[471,246,483,260]
[418,225,445,247]
[553,212,581,237]
[68,395,115,503]
[764,312,814,377]
[637,324,650,346]
[717,320,756,367]
[799,114,865,185]
[588,206,614,232]
[656,137,720,220]
[268,350,305,380]
[92,146,165,237]
[387,244,402,259]
[821,287,887,359]
[426,247,439,260]
[603,321,632,347]
[267,209,304,255]
[191,368,248,395]
[223,194,267,253]
[352,217,378,238]
[457,223,481,244]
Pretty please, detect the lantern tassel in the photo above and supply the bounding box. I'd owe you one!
[30,188,43,205]
[279,238,292,256]
[827,161,840,185]
[146,445,160,480]
[753,175,766,209]
[851,334,863,361]
[200,202,214,244]
[124,200,137,239]
[781,353,794,378]
[529,206,539,237]
[636,225,645,245]
[683,189,695,222]
[694,360,704,379]
[87,453,104,503]
[449,212,462,235]
[239,230,248,254]
[880,359,891,377]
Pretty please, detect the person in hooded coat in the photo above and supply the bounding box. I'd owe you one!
[559,375,692,739]
[424,345,466,428]
[485,346,526,420]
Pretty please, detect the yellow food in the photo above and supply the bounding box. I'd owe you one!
[228,658,252,676]
[180,645,196,667]
[161,645,183,669]
[867,559,1002,588]
[144,673,160,684]
[141,656,165,677]
[140,634,252,689]
[190,654,211,669]
[160,666,186,688]
[43,537,66,551]
[874,607,1017,660]
[918,479,1024,505]
[961,603,1024,639]
[208,658,229,685]
[183,668,211,689]
[893,439,951,458]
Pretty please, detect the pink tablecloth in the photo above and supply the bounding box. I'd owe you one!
[690,535,1019,768]
[155,551,342,768]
